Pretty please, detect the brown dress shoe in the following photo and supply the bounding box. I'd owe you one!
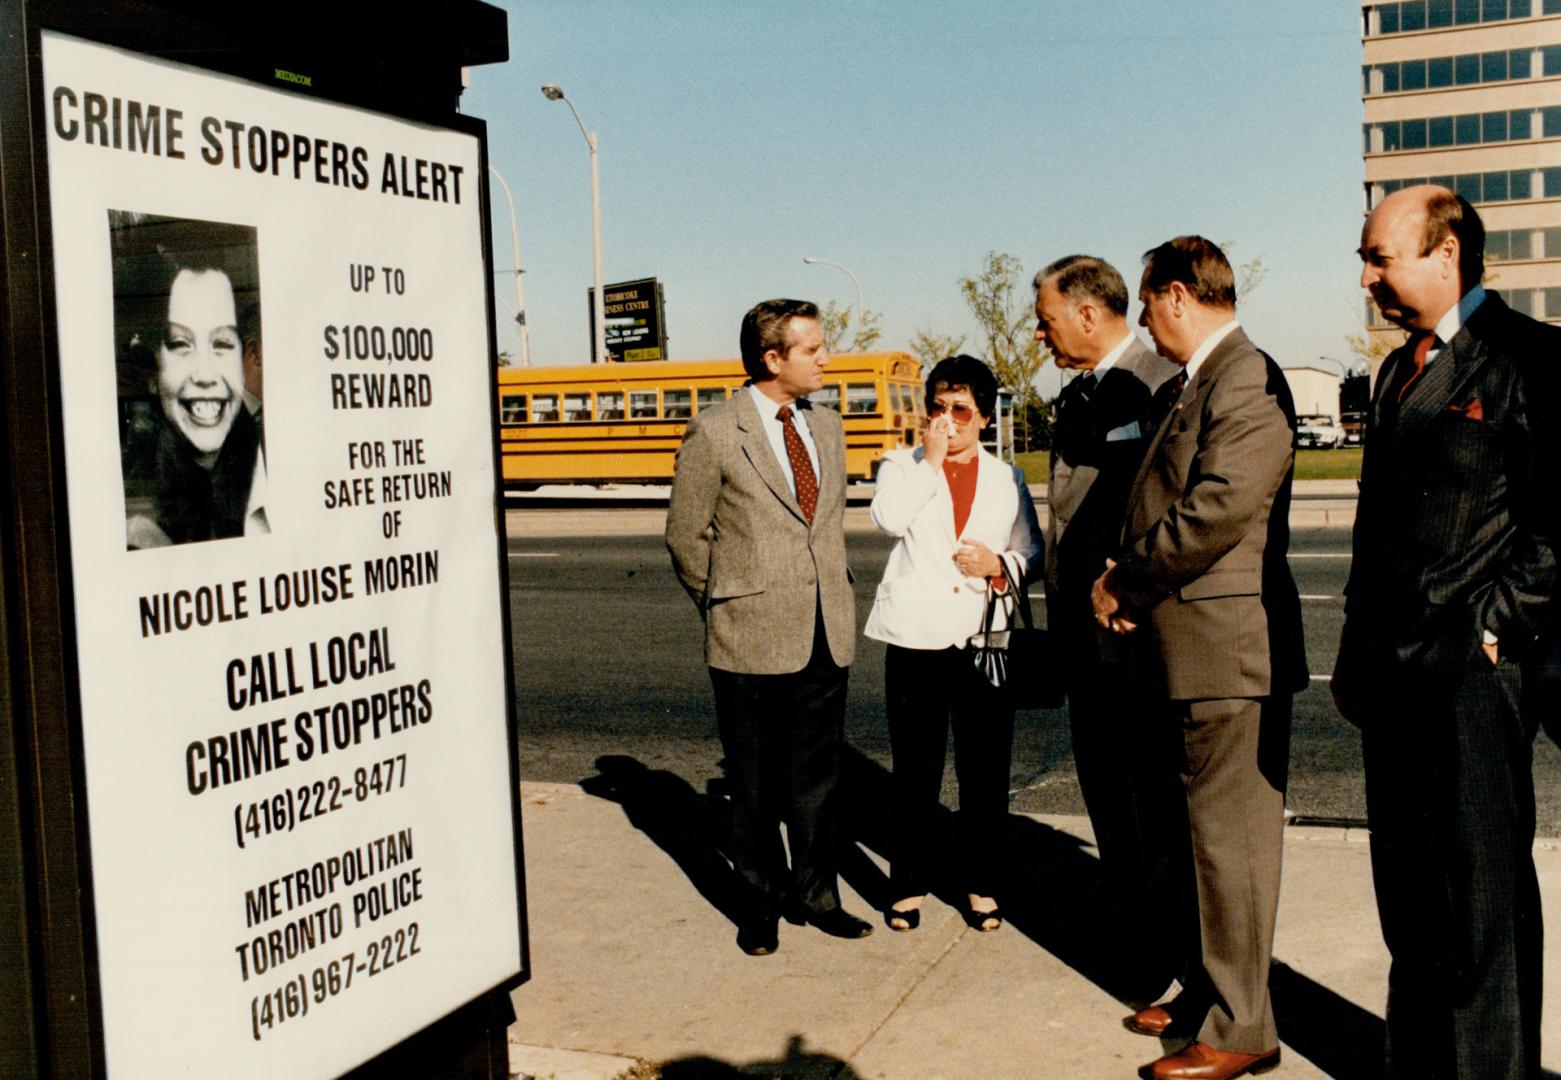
[1141,1041,1280,1080]
[1124,1005,1174,1036]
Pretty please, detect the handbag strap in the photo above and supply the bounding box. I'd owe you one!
[999,557,1034,630]
[978,575,999,637]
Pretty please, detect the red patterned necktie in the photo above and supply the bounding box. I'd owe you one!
[1396,332,1435,403]
[777,404,817,524]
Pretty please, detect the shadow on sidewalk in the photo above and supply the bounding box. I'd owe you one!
[657,1034,858,1079]
[579,749,1394,1079]
[837,748,1390,1080]
[579,754,750,926]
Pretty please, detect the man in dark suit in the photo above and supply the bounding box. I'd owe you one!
[1033,254,1196,1004]
[1092,237,1306,1080]
[666,298,873,955]
[1334,185,1559,1078]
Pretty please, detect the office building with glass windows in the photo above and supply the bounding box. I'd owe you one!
[1362,0,1561,347]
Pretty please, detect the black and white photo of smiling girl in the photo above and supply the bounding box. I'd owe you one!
[110,211,268,549]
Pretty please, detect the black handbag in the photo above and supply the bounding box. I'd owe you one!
[965,559,1063,709]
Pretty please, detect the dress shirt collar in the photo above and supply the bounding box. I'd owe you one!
[746,383,819,494]
[747,382,810,422]
[1426,284,1487,364]
[1182,318,1241,386]
[1089,331,1137,378]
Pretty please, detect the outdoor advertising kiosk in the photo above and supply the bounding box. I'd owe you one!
[0,2,528,1076]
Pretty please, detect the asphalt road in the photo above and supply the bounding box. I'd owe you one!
[504,510,1561,835]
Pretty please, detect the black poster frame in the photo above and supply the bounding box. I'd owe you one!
[0,2,528,1076]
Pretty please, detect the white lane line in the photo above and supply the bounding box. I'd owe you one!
[1289,553,1351,559]
[509,553,560,558]
[1299,594,1339,601]
[1309,675,1332,681]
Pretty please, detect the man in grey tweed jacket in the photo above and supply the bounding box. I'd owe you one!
[666,298,870,956]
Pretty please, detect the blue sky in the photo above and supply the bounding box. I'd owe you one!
[464,1,1367,397]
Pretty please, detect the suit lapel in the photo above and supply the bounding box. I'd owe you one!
[967,448,1004,541]
[1371,347,1408,432]
[804,399,836,520]
[1392,315,1493,440]
[735,388,807,523]
[1120,330,1244,538]
[1125,366,1192,513]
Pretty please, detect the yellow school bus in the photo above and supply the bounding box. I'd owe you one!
[496,353,924,489]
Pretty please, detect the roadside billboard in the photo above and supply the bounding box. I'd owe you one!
[589,276,667,361]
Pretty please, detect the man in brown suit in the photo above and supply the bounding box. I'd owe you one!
[1092,237,1306,1080]
[666,298,872,955]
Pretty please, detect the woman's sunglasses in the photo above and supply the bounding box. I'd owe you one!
[927,402,976,422]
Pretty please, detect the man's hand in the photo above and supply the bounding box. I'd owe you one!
[1090,559,1138,635]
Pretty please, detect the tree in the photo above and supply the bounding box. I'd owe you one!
[818,299,883,354]
[1236,256,1268,303]
[906,327,968,369]
[1216,241,1268,303]
[497,350,515,367]
[958,251,1048,451]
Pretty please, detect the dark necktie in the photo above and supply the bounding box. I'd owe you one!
[777,404,817,524]
[1075,372,1097,403]
[1144,370,1188,435]
[1395,332,1436,403]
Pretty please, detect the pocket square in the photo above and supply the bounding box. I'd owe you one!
[1446,398,1484,421]
[1105,420,1141,442]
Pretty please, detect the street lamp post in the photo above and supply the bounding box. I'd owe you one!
[542,83,608,364]
[802,256,864,336]
[488,166,530,367]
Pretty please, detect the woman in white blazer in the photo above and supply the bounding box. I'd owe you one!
[864,356,1042,933]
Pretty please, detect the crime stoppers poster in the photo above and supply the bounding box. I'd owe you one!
[42,31,523,1079]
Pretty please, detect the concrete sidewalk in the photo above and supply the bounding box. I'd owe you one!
[506,779,1561,1080]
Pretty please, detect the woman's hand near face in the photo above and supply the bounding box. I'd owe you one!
[954,539,1002,579]
[923,413,953,469]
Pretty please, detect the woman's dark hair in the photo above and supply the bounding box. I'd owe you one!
[925,354,997,418]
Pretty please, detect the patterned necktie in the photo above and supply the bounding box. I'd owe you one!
[777,404,817,524]
[1395,332,1436,403]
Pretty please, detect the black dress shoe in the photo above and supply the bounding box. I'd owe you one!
[736,914,779,956]
[804,906,873,939]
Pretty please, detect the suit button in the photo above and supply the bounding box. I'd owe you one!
[952,586,960,594]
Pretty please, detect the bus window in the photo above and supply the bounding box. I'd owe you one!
[531,394,559,423]
[563,392,592,422]
[813,384,841,411]
[846,383,878,414]
[664,389,692,419]
[696,387,726,411]
[500,393,527,426]
[629,390,659,419]
[597,391,626,421]
[891,384,912,414]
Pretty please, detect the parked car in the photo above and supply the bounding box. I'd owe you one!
[1341,410,1365,447]
[1295,414,1345,449]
